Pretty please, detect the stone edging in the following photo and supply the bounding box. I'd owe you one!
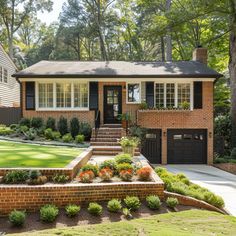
[164,191,229,215]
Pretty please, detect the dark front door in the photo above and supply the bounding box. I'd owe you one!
[141,129,162,164]
[104,86,122,124]
[167,129,207,164]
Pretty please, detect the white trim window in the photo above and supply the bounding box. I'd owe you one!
[38,83,53,108]
[0,66,8,83]
[37,81,89,110]
[127,82,141,103]
[155,82,192,109]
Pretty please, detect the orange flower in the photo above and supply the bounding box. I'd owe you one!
[79,170,95,183]
[99,167,113,181]
[137,167,152,181]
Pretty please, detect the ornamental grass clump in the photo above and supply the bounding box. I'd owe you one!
[87,202,103,216]
[40,204,59,223]
[124,196,141,211]
[146,195,161,210]
[65,204,81,217]
[52,174,70,183]
[137,166,152,181]
[166,197,179,209]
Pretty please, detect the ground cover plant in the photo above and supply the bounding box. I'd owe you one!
[0,140,82,168]
[156,167,224,208]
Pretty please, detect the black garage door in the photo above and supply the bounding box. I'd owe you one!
[141,129,161,164]
[167,129,207,164]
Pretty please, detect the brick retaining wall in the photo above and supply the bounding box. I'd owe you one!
[213,163,236,175]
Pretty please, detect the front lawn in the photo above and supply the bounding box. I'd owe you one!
[0,141,83,168]
[9,210,236,236]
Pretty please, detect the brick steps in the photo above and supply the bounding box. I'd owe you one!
[90,138,119,142]
[91,146,140,156]
[90,142,119,146]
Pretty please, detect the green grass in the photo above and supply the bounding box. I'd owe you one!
[0,141,83,168]
[9,210,236,236]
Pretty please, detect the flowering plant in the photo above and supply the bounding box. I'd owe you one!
[119,169,133,181]
[99,167,113,181]
[137,166,152,181]
[79,170,95,183]
[119,136,140,147]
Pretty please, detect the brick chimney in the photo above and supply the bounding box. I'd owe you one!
[192,47,207,64]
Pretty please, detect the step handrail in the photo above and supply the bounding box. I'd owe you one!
[94,110,100,141]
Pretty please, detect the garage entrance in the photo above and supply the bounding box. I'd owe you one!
[141,129,162,164]
[167,129,207,164]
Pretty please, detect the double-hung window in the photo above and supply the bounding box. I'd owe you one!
[56,83,71,108]
[74,83,88,108]
[0,66,8,83]
[155,82,191,109]
[127,83,141,103]
[38,83,53,108]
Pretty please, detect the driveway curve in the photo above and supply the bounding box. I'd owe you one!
[165,165,236,216]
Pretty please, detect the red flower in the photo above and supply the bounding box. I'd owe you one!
[99,167,113,181]
[79,170,95,183]
[119,169,133,181]
[137,167,152,181]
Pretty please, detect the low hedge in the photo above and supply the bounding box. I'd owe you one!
[155,167,224,208]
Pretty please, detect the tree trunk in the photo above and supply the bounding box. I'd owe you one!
[166,0,172,61]
[229,0,236,148]
[8,34,14,59]
[160,36,165,61]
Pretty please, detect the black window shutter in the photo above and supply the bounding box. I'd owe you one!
[25,82,35,110]
[146,82,154,108]
[194,81,202,109]
[89,82,98,110]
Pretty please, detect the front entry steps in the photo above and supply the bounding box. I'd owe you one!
[90,124,140,156]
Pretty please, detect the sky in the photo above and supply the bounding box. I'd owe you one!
[37,0,66,25]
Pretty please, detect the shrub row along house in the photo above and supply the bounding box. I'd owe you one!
[13,47,221,165]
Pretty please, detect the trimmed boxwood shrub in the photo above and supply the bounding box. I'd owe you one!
[46,117,56,130]
[107,199,122,212]
[65,204,81,217]
[9,210,26,227]
[87,202,103,216]
[70,117,80,138]
[124,196,141,211]
[62,133,74,143]
[166,197,179,208]
[40,204,59,222]
[19,118,31,127]
[146,195,161,210]
[79,122,92,140]
[58,116,68,136]
[75,134,85,143]
[31,117,44,129]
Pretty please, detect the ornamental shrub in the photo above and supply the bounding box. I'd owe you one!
[117,163,134,172]
[4,170,29,184]
[124,196,141,211]
[146,195,161,210]
[40,204,59,223]
[70,117,80,138]
[81,164,99,176]
[166,197,179,209]
[79,170,95,183]
[58,116,68,136]
[62,133,73,143]
[115,153,132,164]
[99,160,117,172]
[44,128,61,140]
[19,118,31,127]
[0,126,14,135]
[75,134,85,143]
[107,199,122,212]
[119,169,133,181]
[9,210,26,227]
[46,117,56,130]
[87,202,103,216]
[65,204,80,217]
[98,167,113,181]
[52,174,70,183]
[137,166,152,181]
[79,122,92,140]
[31,117,44,129]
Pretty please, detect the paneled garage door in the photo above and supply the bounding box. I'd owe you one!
[167,129,207,164]
[141,129,162,164]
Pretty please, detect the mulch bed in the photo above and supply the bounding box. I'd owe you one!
[0,202,200,235]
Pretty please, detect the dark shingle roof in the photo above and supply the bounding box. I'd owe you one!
[13,60,221,79]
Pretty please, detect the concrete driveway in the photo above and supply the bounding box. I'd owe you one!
[164,165,236,216]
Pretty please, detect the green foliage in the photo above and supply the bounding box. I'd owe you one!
[4,170,29,184]
[58,116,68,136]
[79,122,92,140]
[29,170,41,180]
[44,128,61,140]
[129,126,147,142]
[62,133,74,143]
[166,197,179,209]
[124,196,141,211]
[23,128,37,140]
[230,148,236,160]
[81,164,99,176]
[10,124,18,130]
[107,199,122,213]
[87,202,103,216]
[0,125,14,135]
[9,210,26,227]
[139,101,148,110]
[119,136,140,147]
[65,204,81,217]
[52,174,69,183]
[146,195,161,210]
[20,125,29,133]
[46,117,56,130]
[117,163,134,172]
[31,117,44,129]
[19,118,31,127]
[155,167,225,208]
[70,117,80,138]
[40,204,59,223]
[115,153,132,164]
[99,160,117,171]
[75,134,85,143]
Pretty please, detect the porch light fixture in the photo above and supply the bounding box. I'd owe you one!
[163,131,166,137]
[209,132,212,138]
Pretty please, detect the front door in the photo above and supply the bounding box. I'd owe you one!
[104,86,122,124]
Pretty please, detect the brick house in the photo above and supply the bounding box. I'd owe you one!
[13,48,221,165]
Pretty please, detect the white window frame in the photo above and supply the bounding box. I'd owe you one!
[126,82,141,104]
[36,81,89,111]
[38,83,54,109]
[0,66,8,84]
[155,81,193,110]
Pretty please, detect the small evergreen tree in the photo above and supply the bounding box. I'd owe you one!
[57,116,68,136]
[70,117,80,138]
